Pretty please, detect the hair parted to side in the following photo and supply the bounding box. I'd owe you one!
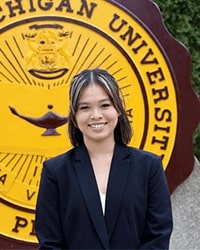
[68,68,133,147]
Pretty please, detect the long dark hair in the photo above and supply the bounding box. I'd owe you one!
[68,68,132,147]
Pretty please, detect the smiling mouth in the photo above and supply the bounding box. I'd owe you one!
[89,123,107,129]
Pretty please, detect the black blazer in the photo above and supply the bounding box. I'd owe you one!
[35,143,173,249]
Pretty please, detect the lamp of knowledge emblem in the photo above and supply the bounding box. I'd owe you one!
[0,0,200,248]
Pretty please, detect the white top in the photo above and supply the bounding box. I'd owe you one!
[99,192,106,215]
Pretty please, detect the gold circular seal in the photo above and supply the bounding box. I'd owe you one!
[0,0,178,244]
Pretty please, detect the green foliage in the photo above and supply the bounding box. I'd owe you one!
[152,0,200,160]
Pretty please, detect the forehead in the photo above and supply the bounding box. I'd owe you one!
[78,84,110,101]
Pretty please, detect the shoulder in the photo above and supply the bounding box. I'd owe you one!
[128,146,160,161]
[116,143,162,168]
[123,145,163,173]
[42,147,76,174]
[123,147,166,186]
[46,147,74,162]
[117,143,161,162]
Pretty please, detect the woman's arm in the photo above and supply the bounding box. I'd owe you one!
[35,161,65,249]
[139,157,173,250]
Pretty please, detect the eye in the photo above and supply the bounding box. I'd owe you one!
[101,102,111,108]
[79,105,89,110]
[39,40,46,44]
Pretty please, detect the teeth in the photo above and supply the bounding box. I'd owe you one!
[90,123,104,128]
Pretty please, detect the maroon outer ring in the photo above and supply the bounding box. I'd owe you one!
[1,0,200,248]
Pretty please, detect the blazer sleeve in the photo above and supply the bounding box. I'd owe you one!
[139,156,173,250]
[35,161,65,250]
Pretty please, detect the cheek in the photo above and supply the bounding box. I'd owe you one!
[112,110,119,121]
[115,117,119,127]
[109,112,119,128]
[75,114,85,128]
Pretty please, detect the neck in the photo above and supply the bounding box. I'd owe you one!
[84,139,115,156]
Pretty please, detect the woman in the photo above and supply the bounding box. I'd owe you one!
[35,68,173,249]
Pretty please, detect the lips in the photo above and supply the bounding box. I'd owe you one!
[89,122,107,128]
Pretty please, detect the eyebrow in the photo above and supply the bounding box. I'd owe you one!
[78,98,111,105]
[77,102,89,106]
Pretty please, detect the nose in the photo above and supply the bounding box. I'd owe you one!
[90,108,103,120]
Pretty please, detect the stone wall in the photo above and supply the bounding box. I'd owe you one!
[169,158,200,249]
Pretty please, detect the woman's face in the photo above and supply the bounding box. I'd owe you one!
[75,84,119,144]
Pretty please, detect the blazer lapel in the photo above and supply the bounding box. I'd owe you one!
[73,145,110,249]
[105,144,130,238]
